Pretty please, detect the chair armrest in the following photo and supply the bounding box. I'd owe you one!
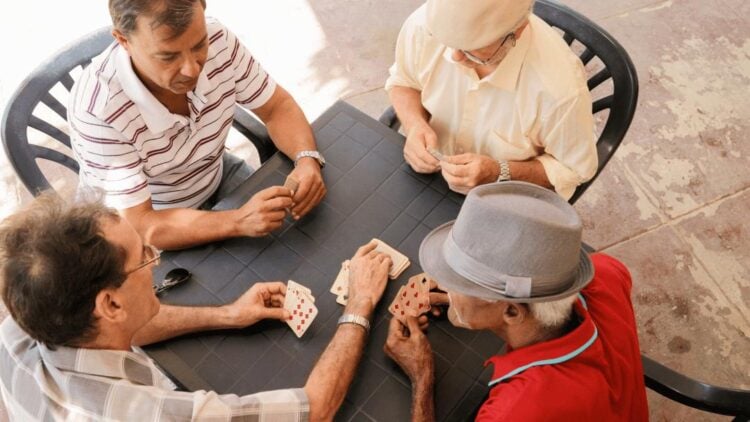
[378,106,401,131]
[232,107,277,163]
[642,354,750,417]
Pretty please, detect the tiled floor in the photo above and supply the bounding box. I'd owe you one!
[0,1,748,421]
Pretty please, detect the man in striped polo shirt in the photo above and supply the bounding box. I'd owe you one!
[69,0,326,250]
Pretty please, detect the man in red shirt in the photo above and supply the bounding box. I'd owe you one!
[384,181,649,421]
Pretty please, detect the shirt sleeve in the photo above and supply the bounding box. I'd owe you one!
[535,88,598,200]
[191,388,309,421]
[213,22,277,110]
[69,102,151,209]
[385,7,427,92]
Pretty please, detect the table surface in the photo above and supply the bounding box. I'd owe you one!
[144,101,503,422]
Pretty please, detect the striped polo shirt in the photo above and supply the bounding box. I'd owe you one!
[69,18,276,210]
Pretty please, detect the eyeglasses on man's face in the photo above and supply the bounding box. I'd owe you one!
[126,244,161,275]
[460,32,517,66]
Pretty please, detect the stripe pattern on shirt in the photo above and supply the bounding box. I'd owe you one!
[69,18,276,210]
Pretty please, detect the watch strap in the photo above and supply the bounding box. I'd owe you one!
[337,313,370,333]
[497,160,511,182]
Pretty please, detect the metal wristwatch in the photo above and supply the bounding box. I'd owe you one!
[337,314,370,334]
[496,160,511,182]
[294,150,326,168]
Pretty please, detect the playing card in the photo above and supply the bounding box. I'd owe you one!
[403,274,430,315]
[284,288,318,338]
[372,239,410,279]
[288,280,313,302]
[388,286,412,322]
[427,147,445,161]
[284,175,300,195]
[329,260,350,299]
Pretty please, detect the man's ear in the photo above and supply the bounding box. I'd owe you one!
[501,303,527,326]
[93,288,127,324]
[111,29,131,53]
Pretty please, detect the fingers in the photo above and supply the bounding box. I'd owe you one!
[256,186,293,201]
[429,291,449,306]
[263,196,294,212]
[263,306,291,322]
[355,240,377,257]
[261,281,287,296]
[418,314,430,331]
[292,179,325,218]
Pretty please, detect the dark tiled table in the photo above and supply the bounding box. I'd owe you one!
[144,101,502,421]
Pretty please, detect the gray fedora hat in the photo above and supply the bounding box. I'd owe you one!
[419,182,593,303]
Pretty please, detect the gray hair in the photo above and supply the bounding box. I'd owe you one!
[109,0,207,38]
[528,294,578,328]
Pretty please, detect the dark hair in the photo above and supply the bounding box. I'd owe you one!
[109,0,207,38]
[0,193,127,348]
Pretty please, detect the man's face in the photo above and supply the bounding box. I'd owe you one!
[451,39,506,69]
[103,217,161,331]
[446,291,505,330]
[116,2,209,95]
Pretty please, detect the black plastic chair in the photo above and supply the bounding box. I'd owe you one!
[378,0,638,205]
[1,27,277,196]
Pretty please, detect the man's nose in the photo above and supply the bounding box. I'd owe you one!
[180,56,202,78]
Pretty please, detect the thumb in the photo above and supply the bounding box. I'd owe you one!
[405,315,423,335]
[424,130,438,148]
[263,306,291,322]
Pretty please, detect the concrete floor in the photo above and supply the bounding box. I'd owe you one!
[0,1,748,421]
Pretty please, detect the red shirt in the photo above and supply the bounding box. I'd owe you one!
[477,253,649,421]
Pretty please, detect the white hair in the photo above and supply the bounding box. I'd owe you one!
[527,294,578,328]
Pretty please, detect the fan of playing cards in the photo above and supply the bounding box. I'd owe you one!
[330,239,410,306]
[389,273,431,323]
[285,280,319,338]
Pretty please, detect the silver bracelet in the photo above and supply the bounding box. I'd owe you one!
[497,160,511,182]
[337,314,370,334]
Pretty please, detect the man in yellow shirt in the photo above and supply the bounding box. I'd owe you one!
[386,0,597,199]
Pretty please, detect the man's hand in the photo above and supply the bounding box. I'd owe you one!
[346,241,392,312]
[404,121,441,174]
[288,158,326,220]
[235,186,293,237]
[440,153,500,194]
[384,315,435,383]
[224,281,290,328]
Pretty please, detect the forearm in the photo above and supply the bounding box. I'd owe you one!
[411,374,436,422]
[304,300,373,421]
[261,88,316,159]
[508,159,553,189]
[132,304,235,346]
[129,207,243,250]
[389,86,430,132]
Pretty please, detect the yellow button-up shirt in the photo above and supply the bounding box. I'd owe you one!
[386,6,597,199]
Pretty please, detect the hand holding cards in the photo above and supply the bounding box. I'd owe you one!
[284,280,318,338]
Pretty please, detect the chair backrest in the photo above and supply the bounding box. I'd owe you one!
[378,0,639,205]
[1,27,276,196]
[1,27,113,195]
[533,0,638,204]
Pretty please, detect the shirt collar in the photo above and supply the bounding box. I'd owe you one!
[114,47,211,133]
[484,294,599,387]
[39,342,159,386]
[441,17,532,91]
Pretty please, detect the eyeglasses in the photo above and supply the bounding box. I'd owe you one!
[126,244,161,275]
[460,32,517,66]
[154,268,191,295]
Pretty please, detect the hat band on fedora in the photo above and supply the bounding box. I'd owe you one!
[443,232,532,298]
